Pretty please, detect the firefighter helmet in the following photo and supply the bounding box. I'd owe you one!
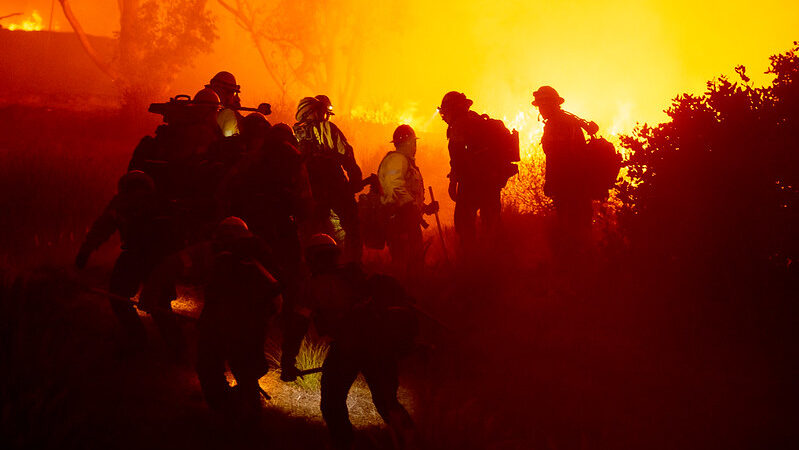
[390,124,418,145]
[240,112,270,139]
[193,88,221,107]
[531,86,564,107]
[304,233,340,261]
[214,216,250,241]
[118,170,155,195]
[438,91,473,113]
[206,71,241,93]
[315,94,335,116]
[295,97,323,122]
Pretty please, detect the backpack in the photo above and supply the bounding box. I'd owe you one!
[478,115,520,182]
[564,112,622,200]
[583,135,622,200]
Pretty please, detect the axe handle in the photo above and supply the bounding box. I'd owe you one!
[298,367,324,377]
[428,186,450,264]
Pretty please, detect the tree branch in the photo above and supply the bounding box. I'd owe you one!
[58,0,120,82]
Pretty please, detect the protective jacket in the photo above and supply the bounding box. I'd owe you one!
[377,149,425,209]
[293,120,362,197]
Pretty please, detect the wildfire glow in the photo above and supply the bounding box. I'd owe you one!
[6,10,43,31]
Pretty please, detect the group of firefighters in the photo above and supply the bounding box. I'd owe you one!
[74,71,605,450]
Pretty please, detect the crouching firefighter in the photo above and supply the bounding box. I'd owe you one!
[281,234,419,450]
[141,217,282,418]
[75,170,184,353]
[378,125,439,281]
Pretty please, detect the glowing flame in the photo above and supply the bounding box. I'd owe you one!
[6,10,43,31]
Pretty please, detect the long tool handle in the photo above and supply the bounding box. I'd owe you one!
[428,186,450,264]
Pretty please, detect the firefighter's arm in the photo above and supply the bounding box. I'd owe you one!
[76,198,119,269]
[334,125,363,190]
[447,132,465,201]
[447,127,466,182]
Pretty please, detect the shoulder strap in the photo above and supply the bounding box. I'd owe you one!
[562,111,599,136]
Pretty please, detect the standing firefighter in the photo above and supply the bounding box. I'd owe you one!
[293,96,364,262]
[281,234,419,450]
[128,88,225,244]
[378,125,439,280]
[438,91,519,254]
[207,71,242,137]
[532,86,596,247]
[75,171,184,354]
[141,217,282,417]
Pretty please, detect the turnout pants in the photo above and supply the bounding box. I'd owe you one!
[321,342,414,450]
[453,183,502,250]
[386,206,424,281]
[196,311,269,415]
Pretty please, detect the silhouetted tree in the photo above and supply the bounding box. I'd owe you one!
[217,0,397,113]
[59,0,217,113]
[618,42,799,281]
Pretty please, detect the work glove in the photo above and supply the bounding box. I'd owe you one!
[280,365,300,383]
[423,201,440,215]
[448,180,458,202]
[75,249,91,269]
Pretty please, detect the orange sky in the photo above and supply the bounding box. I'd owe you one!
[4,0,798,136]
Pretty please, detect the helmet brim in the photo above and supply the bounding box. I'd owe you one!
[531,97,565,107]
[390,137,420,144]
[439,98,473,112]
[205,83,241,94]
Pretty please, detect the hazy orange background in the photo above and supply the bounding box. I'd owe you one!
[5,1,797,133]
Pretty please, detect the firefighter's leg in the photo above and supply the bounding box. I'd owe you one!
[320,343,361,450]
[479,187,503,242]
[406,224,425,281]
[386,216,410,279]
[453,190,479,255]
[196,320,230,412]
[362,352,417,448]
[228,323,269,415]
[108,251,147,345]
[280,310,309,373]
